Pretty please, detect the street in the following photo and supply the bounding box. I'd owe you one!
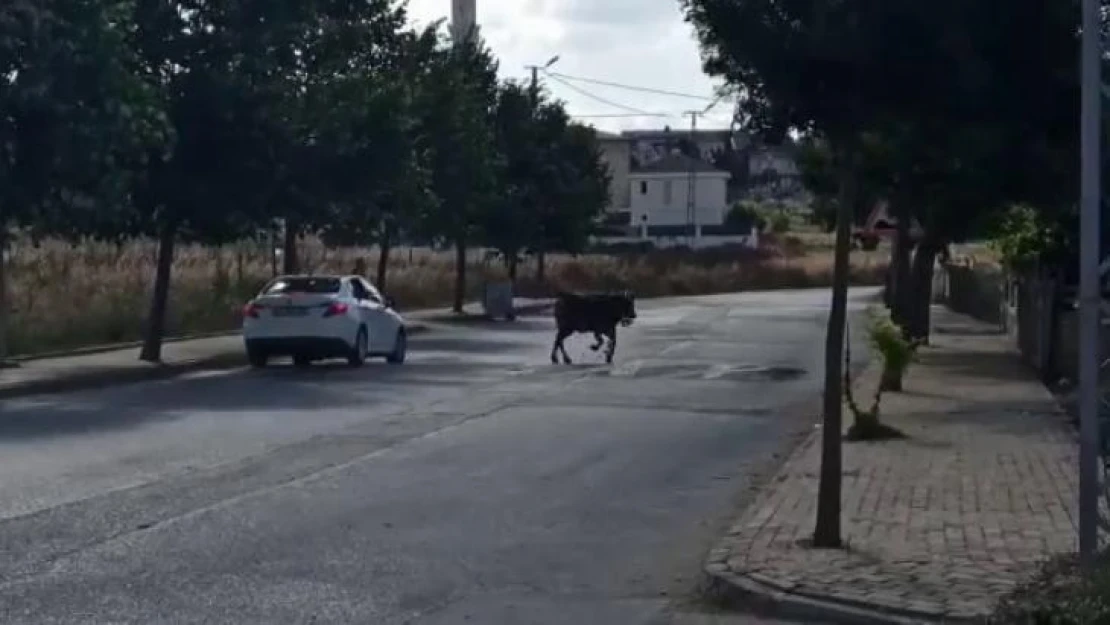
[0,289,873,625]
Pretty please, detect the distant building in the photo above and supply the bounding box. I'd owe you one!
[621,128,737,169]
[629,153,730,228]
[595,130,632,213]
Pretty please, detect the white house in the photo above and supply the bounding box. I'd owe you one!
[629,153,730,226]
[592,153,757,249]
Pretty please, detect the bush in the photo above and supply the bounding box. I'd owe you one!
[991,553,1110,624]
[725,201,766,231]
[843,308,911,441]
[869,309,916,392]
[768,211,791,233]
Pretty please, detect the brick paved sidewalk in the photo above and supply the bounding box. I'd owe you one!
[707,306,1078,623]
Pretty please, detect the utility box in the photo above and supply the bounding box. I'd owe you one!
[482,282,515,320]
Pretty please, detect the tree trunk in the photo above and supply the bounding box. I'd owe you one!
[507,250,519,282]
[0,228,10,362]
[890,202,914,336]
[269,225,278,277]
[907,239,940,343]
[139,220,177,363]
[453,237,467,314]
[880,364,903,392]
[236,245,245,288]
[376,228,392,292]
[282,219,298,275]
[813,162,856,549]
[536,247,546,284]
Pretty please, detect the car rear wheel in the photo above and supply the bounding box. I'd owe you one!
[348,327,368,367]
[248,349,268,368]
[386,328,406,364]
[292,354,311,367]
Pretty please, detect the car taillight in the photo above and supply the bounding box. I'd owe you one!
[323,302,349,317]
[242,302,261,318]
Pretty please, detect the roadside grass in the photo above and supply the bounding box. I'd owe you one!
[990,551,1110,624]
[7,234,889,357]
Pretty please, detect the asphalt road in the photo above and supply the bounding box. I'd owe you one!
[0,289,875,625]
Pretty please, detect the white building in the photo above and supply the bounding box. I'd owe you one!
[629,153,730,227]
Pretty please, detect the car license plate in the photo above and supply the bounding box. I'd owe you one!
[273,307,307,317]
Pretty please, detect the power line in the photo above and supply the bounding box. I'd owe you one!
[545,70,723,102]
[570,113,670,118]
[544,74,656,115]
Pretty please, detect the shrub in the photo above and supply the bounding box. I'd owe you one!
[843,308,911,441]
[869,310,916,392]
[769,211,791,233]
[725,201,765,231]
[991,552,1110,624]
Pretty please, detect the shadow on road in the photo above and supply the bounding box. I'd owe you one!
[0,329,545,441]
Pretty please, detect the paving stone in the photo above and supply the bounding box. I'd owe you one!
[707,307,1078,622]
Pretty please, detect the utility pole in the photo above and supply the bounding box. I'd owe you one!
[524,56,560,283]
[1078,0,1102,567]
[450,0,476,45]
[525,56,560,110]
[683,110,706,247]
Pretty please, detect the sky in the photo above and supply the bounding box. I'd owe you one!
[403,0,735,133]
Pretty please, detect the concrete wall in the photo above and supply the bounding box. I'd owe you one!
[592,233,758,250]
[935,262,1110,383]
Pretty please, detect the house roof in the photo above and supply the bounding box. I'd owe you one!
[631,153,727,175]
[593,129,627,141]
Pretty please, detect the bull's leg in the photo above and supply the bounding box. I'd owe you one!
[589,332,605,351]
[558,331,574,364]
[550,330,563,364]
[551,329,573,364]
[604,328,618,364]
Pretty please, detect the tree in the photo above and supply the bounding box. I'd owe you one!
[314,24,436,294]
[680,0,985,548]
[541,121,612,258]
[418,35,500,313]
[127,0,415,361]
[484,81,542,282]
[0,0,167,360]
[683,0,1100,548]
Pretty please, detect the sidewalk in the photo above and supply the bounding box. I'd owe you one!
[706,306,1078,623]
[0,298,553,400]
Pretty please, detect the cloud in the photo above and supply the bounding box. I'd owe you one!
[402,0,733,132]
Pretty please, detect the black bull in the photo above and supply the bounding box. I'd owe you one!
[550,291,637,364]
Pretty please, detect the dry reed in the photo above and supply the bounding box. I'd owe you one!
[6,235,888,356]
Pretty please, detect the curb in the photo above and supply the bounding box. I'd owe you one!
[0,322,430,400]
[701,565,931,625]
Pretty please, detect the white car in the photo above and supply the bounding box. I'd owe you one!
[241,274,407,368]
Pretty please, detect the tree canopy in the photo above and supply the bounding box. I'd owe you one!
[0,2,615,356]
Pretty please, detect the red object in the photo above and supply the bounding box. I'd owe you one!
[323,302,349,317]
[242,302,261,318]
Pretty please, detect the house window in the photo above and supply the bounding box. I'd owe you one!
[640,181,648,194]
[663,180,673,205]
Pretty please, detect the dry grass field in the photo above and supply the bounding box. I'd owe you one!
[6,233,889,357]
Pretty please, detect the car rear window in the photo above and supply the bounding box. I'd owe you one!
[263,277,342,295]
